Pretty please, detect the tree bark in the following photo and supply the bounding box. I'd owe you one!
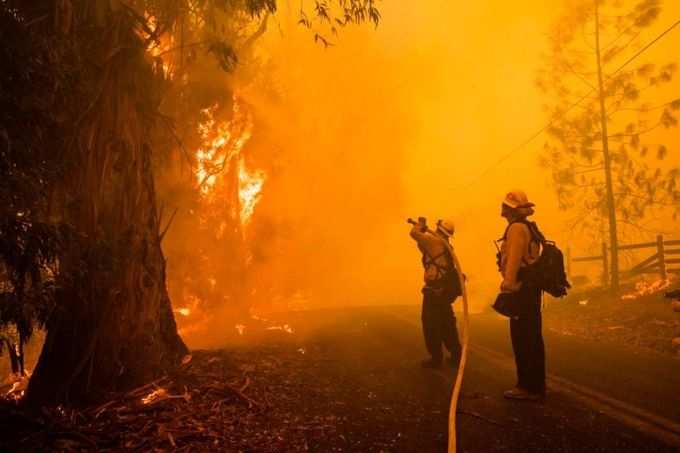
[25,8,187,407]
[594,1,620,291]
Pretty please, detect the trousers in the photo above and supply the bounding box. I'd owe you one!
[421,289,461,362]
[509,284,545,393]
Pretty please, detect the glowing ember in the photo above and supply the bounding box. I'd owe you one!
[250,313,269,322]
[238,158,265,227]
[143,13,173,78]
[141,388,168,405]
[235,324,246,335]
[622,278,673,300]
[265,324,294,334]
[174,307,191,316]
[3,369,31,401]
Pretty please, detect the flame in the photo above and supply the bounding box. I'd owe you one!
[621,277,673,300]
[235,324,246,335]
[194,97,265,229]
[238,158,265,227]
[4,369,31,401]
[265,324,294,334]
[141,387,168,405]
[174,307,191,317]
[196,105,230,194]
[143,13,174,78]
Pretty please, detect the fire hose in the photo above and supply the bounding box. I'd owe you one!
[448,246,468,453]
[408,218,469,453]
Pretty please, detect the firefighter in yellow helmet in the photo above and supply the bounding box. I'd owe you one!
[497,190,545,400]
[410,217,462,368]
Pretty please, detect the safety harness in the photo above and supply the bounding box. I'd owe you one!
[421,242,455,281]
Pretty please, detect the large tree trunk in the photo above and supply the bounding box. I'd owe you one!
[25,8,187,407]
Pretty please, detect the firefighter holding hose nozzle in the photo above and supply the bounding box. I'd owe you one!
[408,217,463,368]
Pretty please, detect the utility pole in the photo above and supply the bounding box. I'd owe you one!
[594,1,620,291]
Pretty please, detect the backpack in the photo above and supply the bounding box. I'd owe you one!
[499,220,571,298]
[422,239,462,302]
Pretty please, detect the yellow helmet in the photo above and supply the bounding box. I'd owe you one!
[503,190,535,209]
[436,219,455,237]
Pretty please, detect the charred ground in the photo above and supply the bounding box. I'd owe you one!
[2,306,678,452]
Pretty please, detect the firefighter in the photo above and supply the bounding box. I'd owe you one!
[498,190,545,400]
[410,217,462,368]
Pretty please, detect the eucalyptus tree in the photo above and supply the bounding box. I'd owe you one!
[0,0,378,405]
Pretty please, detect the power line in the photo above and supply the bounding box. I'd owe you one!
[453,90,593,193]
[452,17,680,195]
[610,19,680,76]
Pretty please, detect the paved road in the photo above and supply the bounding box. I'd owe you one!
[283,305,680,452]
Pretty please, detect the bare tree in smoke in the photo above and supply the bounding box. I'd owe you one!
[537,0,680,290]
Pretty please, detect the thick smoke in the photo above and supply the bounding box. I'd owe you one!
[160,1,680,348]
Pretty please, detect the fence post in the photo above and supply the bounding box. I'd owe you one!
[602,242,609,287]
[657,235,667,280]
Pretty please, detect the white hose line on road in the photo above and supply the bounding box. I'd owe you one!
[448,249,469,453]
[384,307,680,450]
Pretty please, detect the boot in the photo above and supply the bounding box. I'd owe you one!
[447,354,460,368]
[421,357,443,368]
[503,387,544,401]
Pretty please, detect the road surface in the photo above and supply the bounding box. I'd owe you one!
[278,305,680,452]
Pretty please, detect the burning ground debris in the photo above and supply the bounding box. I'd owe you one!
[544,277,680,356]
[621,279,673,301]
[1,370,30,402]
[0,348,313,452]
[0,321,416,453]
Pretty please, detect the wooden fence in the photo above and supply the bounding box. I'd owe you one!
[567,235,680,287]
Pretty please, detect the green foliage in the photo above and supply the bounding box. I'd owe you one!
[0,7,68,347]
[301,0,380,45]
[537,0,680,235]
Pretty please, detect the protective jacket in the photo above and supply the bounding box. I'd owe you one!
[499,221,540,292]
[410,225,456,288]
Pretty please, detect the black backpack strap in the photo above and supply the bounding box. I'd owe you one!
[498,220,544,266]
[500,220,544,244]
[422,238,455,279]
[524,221,546,245]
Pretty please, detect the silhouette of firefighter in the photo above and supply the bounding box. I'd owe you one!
[496,190,546,400]
[410,217,462,368]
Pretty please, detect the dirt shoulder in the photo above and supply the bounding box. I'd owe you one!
[543,285,680,357]
[0,311,449,452]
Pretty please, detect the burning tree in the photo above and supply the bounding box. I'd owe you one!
[0,0,380,406]
[164,96,267,329]
[537,0,680,290]
[154,1,381,332]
